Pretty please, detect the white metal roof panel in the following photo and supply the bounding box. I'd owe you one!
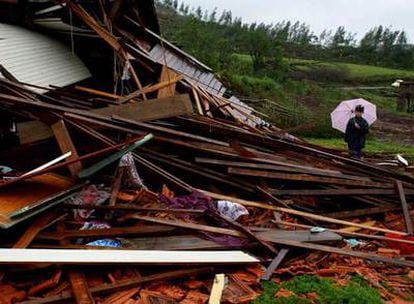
[0,23,91,91]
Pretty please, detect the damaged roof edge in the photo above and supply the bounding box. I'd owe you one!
[0,0,161,34]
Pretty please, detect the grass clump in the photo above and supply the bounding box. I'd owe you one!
[253,275,382,304]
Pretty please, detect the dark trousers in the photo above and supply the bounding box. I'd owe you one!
[348,144,362,159]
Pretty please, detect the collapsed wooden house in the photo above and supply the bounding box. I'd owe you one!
[0,0,413,303]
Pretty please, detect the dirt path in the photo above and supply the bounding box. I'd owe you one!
[371,110,414,146]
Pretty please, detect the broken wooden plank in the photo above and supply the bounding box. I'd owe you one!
[13,211,64,248]
[228,167,391,188]
[118,74,184,103]
[0,174,79,229]
[261,238,414,268]
[195,157,371,181]
[74,86,121,100]
[68,270,95,304]
[254,229,342,243]
[63,203,204,214]
[396,180,413,235]
[91,94,193,122]
[0,249,259,264]
[272,220,414,247]
[123,235,229,250]
[199,190,408,236]
[270,188,414,196]
[157,67,179,98]
[17,120,53,145]
[127,215,244,238]
[109,167,125,206]
[261,248,289,281]
[213,212,278,254]
[209,274,225,304]
[36,225,176,241]
[51,120,83,179]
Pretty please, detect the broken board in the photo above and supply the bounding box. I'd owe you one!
[91,94,193,122]
[0,173,77,228]
[0,249,260,264]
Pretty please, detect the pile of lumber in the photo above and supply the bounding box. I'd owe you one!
[0,0,413,303]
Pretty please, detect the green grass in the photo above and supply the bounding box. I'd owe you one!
[306,137,414,160]
[287,58,414,82]
[253,275,382,304]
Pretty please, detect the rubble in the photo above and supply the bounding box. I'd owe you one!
[0,0,413,302]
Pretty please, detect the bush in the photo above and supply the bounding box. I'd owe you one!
[225,74,281,97]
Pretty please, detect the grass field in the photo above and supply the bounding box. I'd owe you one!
[306,137,414,160]
[287,58,414,82]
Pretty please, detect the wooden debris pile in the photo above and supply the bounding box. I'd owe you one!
[0,0,413,302]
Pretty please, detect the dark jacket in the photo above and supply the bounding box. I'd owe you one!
[344,116,369,150]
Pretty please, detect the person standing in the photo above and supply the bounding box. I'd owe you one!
[345,105,369,159]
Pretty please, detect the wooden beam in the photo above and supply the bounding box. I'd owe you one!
[0,249,259,264]
[37,225,175,241]
[396,180,413,235]
[213,212,277,254]
[69,270,95,304]
[157,67,178,98]
[199,190,408,236]
[118,235,229,250]
[270,188,414,196]
[74,86,121,100]
[260,238,414,268]
[109,167,125,206]
[228,167,391,188]
[209,274,225,304]
[255,229,342,243]
[261,248,289,281]
[51,120,83,179]
[13,211,64,248]
[272,220,414,247]
[118,74,183,103]
[91,94,193,122]
[63,203,204,214]
[127,215,244,238]
[17,121,53,145]
[192,88,204,115]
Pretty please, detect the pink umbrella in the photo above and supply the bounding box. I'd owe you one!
[331,98,377,133]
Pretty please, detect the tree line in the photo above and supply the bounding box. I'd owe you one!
[156,0,414,79]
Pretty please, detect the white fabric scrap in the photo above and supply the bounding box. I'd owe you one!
[119,152,145,189]
[217,200,249,221]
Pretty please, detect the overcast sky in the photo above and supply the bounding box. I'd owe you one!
[184,0,414,41]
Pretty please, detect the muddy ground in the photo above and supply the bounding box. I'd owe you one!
[371,110,414,146]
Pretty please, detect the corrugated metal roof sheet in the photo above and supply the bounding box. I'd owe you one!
[0,23,91,91]
[145,42,268,127]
